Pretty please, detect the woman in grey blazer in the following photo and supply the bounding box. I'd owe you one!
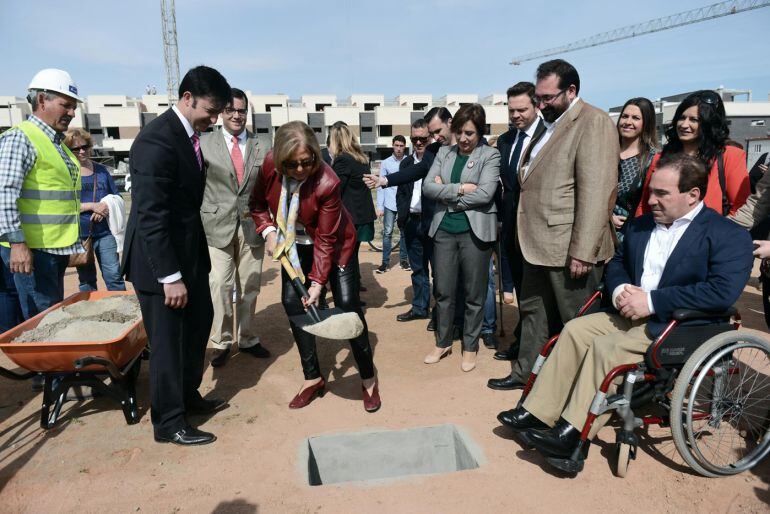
[422,104,500,372]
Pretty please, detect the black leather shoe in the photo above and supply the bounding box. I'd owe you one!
[210,347,230,367]
[154,426,216,446]
[481,333,499,349]
[497,407,549,431]
[239,342,271,358]
[527,419,581,458]
[186,396,229,415]
[494,343,519,361]
[487,376,526,390]
[397,309,429,322]
[426,318,436,331]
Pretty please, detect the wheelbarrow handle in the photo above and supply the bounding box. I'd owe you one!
[0,366,35,381]
[278,254,322,323]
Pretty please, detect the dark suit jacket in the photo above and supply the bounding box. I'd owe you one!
[390,141,440,233]
[121,108,211,294]
[749,152,769,194]
[497,120,545,231]
[605,207,753,337]
[332,153,377,226]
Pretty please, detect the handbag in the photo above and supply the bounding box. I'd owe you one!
[68,174,98,267]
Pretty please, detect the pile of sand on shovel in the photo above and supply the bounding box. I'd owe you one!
[302,311,364,340]
[14,296,142,343]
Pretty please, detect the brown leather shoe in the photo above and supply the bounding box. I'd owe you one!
[289,378,325,409]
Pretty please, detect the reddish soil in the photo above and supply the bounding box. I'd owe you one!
[0,250,768,513]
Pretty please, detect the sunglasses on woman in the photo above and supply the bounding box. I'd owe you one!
[283,155,316,171]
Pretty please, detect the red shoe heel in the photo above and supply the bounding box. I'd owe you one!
[289,378,325,409]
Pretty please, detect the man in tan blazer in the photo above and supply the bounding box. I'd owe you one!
[488,59,619,390]
[200,89,271,367]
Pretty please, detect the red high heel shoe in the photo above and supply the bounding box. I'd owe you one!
[362,382,381,413]
[289,378,325,409]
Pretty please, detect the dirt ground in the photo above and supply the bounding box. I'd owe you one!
[0,249,768,513]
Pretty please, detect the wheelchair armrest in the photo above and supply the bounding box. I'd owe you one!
[671,307,737,321]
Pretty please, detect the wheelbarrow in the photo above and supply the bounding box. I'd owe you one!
[0,290,147,430]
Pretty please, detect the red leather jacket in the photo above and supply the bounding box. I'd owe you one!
[249,150,357,285]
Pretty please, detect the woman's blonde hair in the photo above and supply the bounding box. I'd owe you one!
[328,123,368,164]
[273,121,323,176]
[63,128,92,150]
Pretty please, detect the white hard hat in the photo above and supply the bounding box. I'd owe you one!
[27,68,83,102]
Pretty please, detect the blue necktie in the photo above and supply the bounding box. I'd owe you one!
[508,131,525,183]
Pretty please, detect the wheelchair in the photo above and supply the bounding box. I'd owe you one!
[516,288,770,478]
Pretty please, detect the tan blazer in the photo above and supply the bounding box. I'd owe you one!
[200,128,270,248]
[516,99,619,267]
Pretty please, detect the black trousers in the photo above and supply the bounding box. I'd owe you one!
[136,275,213,433]
[503,227,524,343]
[281,244,375,380]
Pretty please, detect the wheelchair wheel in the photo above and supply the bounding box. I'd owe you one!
[670,331,770,477]
[615,442,632,478]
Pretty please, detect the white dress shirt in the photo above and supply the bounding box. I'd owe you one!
[223,126,247,157]
[612,202,705,314]
[509,116,541,169]
[410,153,423,213]
[523,97,580,178]
[158,106,198,284]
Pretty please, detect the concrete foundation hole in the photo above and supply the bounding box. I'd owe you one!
[305,424,482,486]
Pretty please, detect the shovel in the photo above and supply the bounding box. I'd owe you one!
[278,254,364,340]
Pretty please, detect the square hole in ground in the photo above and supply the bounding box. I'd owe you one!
[304,424,482,486]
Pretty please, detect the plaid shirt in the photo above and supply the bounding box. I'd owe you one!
[0,115,83,255]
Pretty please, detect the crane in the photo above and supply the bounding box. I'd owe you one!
[160,0,180,103]
[510,0,770,65]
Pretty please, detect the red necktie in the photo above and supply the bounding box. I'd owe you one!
[231,136,244,184]
[191,133,203,170]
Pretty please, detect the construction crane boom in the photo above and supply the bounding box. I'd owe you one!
[160,0,180,103]
[510,0,770,65]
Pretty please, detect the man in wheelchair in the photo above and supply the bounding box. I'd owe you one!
[497,153,754,470]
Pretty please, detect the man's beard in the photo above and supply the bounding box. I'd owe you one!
[540,105,563,123]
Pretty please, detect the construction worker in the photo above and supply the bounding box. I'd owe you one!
[0,69,84,320]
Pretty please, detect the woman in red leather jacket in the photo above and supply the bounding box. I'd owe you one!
[249,121,380,412]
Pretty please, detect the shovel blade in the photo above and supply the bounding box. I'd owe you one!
[289,308,364,340]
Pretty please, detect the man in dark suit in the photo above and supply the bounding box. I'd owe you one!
[491,82,545,363]
[122,66,232,445]
[497,153,753,465]
[392,119,433,321]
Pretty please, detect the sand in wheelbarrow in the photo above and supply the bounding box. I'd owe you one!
[14,295,142,343]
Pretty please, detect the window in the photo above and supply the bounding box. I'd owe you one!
[313,127,322,133]
[256,128,269,134]
[265,104,282,112]
[484,124,491,135]
[158,103,168,107]
[413,103,428,111]
[361,126,373,132]
[106,127,120,139]
[755,144,763,152]
[751,119,766,127]
[379,125,393,137]
[104,103,123,107]
[315,103,332,112]
[364,103,379,111]
[459,102,472,107]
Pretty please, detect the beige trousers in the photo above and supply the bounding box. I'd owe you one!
[208,230,264,350]
[523,312,652,439]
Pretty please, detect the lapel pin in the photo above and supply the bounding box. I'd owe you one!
[468,160,475,169]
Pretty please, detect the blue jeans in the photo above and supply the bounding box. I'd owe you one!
[381,208,407,265]
[499,234,514,294]
[403,215,430,315]
[481,257,497,334]
[0,246,69,320]
[77,233,126,291]
[0,257,22,331]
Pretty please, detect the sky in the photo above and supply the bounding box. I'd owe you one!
[1,0,769,110]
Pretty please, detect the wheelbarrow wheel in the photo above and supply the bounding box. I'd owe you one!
[615,442,632,478]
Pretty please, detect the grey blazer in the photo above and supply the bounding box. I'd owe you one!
[200,128,271,248]
[422,144,500,242]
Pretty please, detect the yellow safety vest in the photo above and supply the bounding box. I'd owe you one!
[1,121,80,249]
